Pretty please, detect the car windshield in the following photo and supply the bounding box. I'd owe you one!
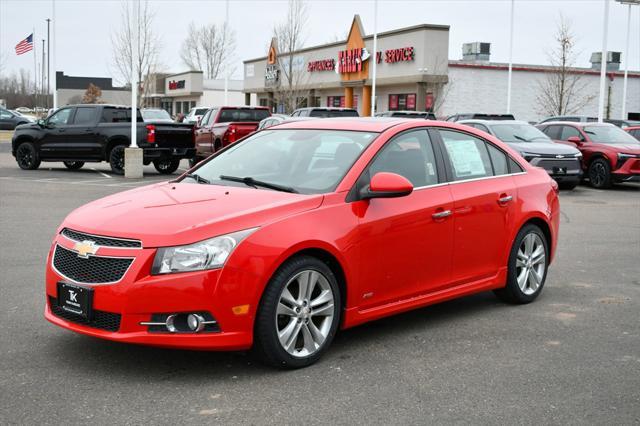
[188,129,378,194]
[490,123,551,143]
[583,126,640,144]
[142,110,172,121]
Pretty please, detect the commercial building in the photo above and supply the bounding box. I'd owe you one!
[242,15,640,122]
[56,72,130,106]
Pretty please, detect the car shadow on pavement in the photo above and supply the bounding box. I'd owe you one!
[45,291,507,379]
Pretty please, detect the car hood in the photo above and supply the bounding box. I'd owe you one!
[597,143,640,154]
[505,141,580,156]
[16,122,39,130]
[61,182,324,247]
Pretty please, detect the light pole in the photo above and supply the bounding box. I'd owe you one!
[370,0,378,116]
[52,0,57,109]
[506,0,515,114]
[125,0,143,179]
[46,18,50,108]
[224,0,229,105]
[616,0,640,120]
[597,0,610,123]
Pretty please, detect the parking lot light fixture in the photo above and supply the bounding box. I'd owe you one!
[616,0,640,120]
[597,0,610,123]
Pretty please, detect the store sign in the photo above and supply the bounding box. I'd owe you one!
[337,47,370,74]
[264,65,280,87]
[385,46,415,63]
[308,59,335,72]
[168,80,186,90]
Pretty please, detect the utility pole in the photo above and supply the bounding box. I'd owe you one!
[224,0,229,105]
[42,39,46,111]
[46,18,51,108]
[506,0,515,114]
[597,0,610,123]
[125,0,143,178]
[370,0,378,116]
[616,0,640,120]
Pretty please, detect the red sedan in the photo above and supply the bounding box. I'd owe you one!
[46,119,560,368]
[537,122,640,188]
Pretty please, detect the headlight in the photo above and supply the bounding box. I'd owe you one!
[574,152,583,158]
[151,228,257,275]
[520,152,541,161]
[618,153,635,160]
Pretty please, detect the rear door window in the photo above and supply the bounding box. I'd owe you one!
[486,143,509,176]
[559,125,582,141]
[541,125,561,139]
[100,107,143,123]
[73,107,97,125]
[439,130,493,181]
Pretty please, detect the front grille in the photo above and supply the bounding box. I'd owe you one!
[53,245,133,284]
[537,159,580,171]
[61,228,142,248]
[49,296,121,332]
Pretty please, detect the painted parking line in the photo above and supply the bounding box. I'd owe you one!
[0,175,169,188]
[91,168,112,179]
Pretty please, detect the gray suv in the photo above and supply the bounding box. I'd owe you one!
[460,119,583,189]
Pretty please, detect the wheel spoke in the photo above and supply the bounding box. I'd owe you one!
[277,302,296,317]
[524,234,534,255]
[311,302,334,317]
[297,270,318,302]
[532,252,546,266]
[279,318,303,351]
[529,268,541,291]
[516,258,526,268]
[517,267,528,289]
[280,287,298,307]
[310,289,332,307]
[307,320,325,345]
[301,324,318,353]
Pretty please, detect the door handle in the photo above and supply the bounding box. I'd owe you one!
[58,129,66,133]
[432,210,452,219]
[498,195,513,205]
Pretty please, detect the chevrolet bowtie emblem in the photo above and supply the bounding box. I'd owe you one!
[555,155,564,159]
[73,240,98,258]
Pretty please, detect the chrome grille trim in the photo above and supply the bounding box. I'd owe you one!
[61,228,142,249]
[52,244,135,285]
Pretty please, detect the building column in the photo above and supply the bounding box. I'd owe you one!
[307,89,316,108]
[416,83,428,112]
[268,91,275,113]
[362,85,372,117]
[344,86,354,108]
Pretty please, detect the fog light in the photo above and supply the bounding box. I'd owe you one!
[187,314,205,332]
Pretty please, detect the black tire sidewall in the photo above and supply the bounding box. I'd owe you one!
[16,142,40,170]
[589,158,612,189]
[254,256,342,369]
[109,146,126,175]
[502,224,549,304]
[153,159,180,174]
[63,161,85,170]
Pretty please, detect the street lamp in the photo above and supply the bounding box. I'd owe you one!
[616,0,640,120]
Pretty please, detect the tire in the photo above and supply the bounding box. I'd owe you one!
[558,181,578,190]
[109,145,126,175]
[494,224,549,304]
[63,161,85,170]
[253,255,341,369]
[15,142,41,170]
[588,158,612,189]
[153,158,180,174]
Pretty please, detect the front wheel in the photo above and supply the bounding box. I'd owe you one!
[588,158,612,189]
[494,224,549,304]
[63,161,85,170]
[153,158,180,174]
[109,145,126,175]
[16,142,41,170]
[253,256,341,369]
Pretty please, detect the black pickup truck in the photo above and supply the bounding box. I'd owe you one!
[11,104,195,174]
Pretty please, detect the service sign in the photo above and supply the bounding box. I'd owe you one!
[264,64,280,88]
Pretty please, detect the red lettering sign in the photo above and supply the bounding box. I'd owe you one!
[338,48,366,73]
[308,59,335,72]
[384,47,415,63]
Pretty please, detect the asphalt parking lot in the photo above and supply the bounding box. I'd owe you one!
[0,139,639,424]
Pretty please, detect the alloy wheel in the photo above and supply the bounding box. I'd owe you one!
[515,233,546,295]
[590,162,606,187]
[17,145,33,168]
[276,269,335,358]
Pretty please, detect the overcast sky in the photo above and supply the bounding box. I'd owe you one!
[1,0,639,85]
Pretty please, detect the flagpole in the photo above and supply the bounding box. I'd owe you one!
[52,0,57,109]
[33,28,38,112]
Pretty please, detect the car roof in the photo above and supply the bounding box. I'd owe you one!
[538,121,615,127]
[294,107,357,111]
[271,117,444,132]
[459,119,529,125]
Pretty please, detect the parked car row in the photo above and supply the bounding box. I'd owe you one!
[1,106,35,130]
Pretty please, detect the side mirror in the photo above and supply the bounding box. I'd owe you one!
[360,172,413,200]
[37,119,45,126]
[567,136,582,144]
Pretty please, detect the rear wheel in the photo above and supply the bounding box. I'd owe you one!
[588,158,612,189]
[494,224,548,304]
[254,256,341,369]
[109,145,126,175]
[153,158,180,174]
[63,161,84,170]
[16,142,41,170]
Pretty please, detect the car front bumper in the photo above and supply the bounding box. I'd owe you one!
[44,234,257,351]
[612,158,640,182]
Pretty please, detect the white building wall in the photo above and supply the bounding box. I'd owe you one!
[442,66,640,122]
[57,88,131,106]
[200,90,247,107]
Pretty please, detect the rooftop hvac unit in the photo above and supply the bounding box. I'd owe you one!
[462,42,491,61]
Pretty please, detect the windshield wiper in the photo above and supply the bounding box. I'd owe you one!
[183,172,210,184]
[513,134,530,142]
[219,175,298,193]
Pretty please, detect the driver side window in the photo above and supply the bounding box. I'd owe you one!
[48,108,73,126]
[560,126,582,141]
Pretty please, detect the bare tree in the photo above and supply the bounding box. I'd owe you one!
[536,16,595,116]
[82,84,102,104]
[272,0,310,113]
[181,22,236,79]
[110,0,161,107]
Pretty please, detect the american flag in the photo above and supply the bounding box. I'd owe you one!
[15,33,34,55]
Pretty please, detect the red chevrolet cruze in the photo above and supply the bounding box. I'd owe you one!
[46,119,560,368]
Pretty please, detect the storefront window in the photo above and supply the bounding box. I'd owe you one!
[175,102,181,114]
[389,94,417,111]
[183,101,190,114]
[327,96,345,108]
